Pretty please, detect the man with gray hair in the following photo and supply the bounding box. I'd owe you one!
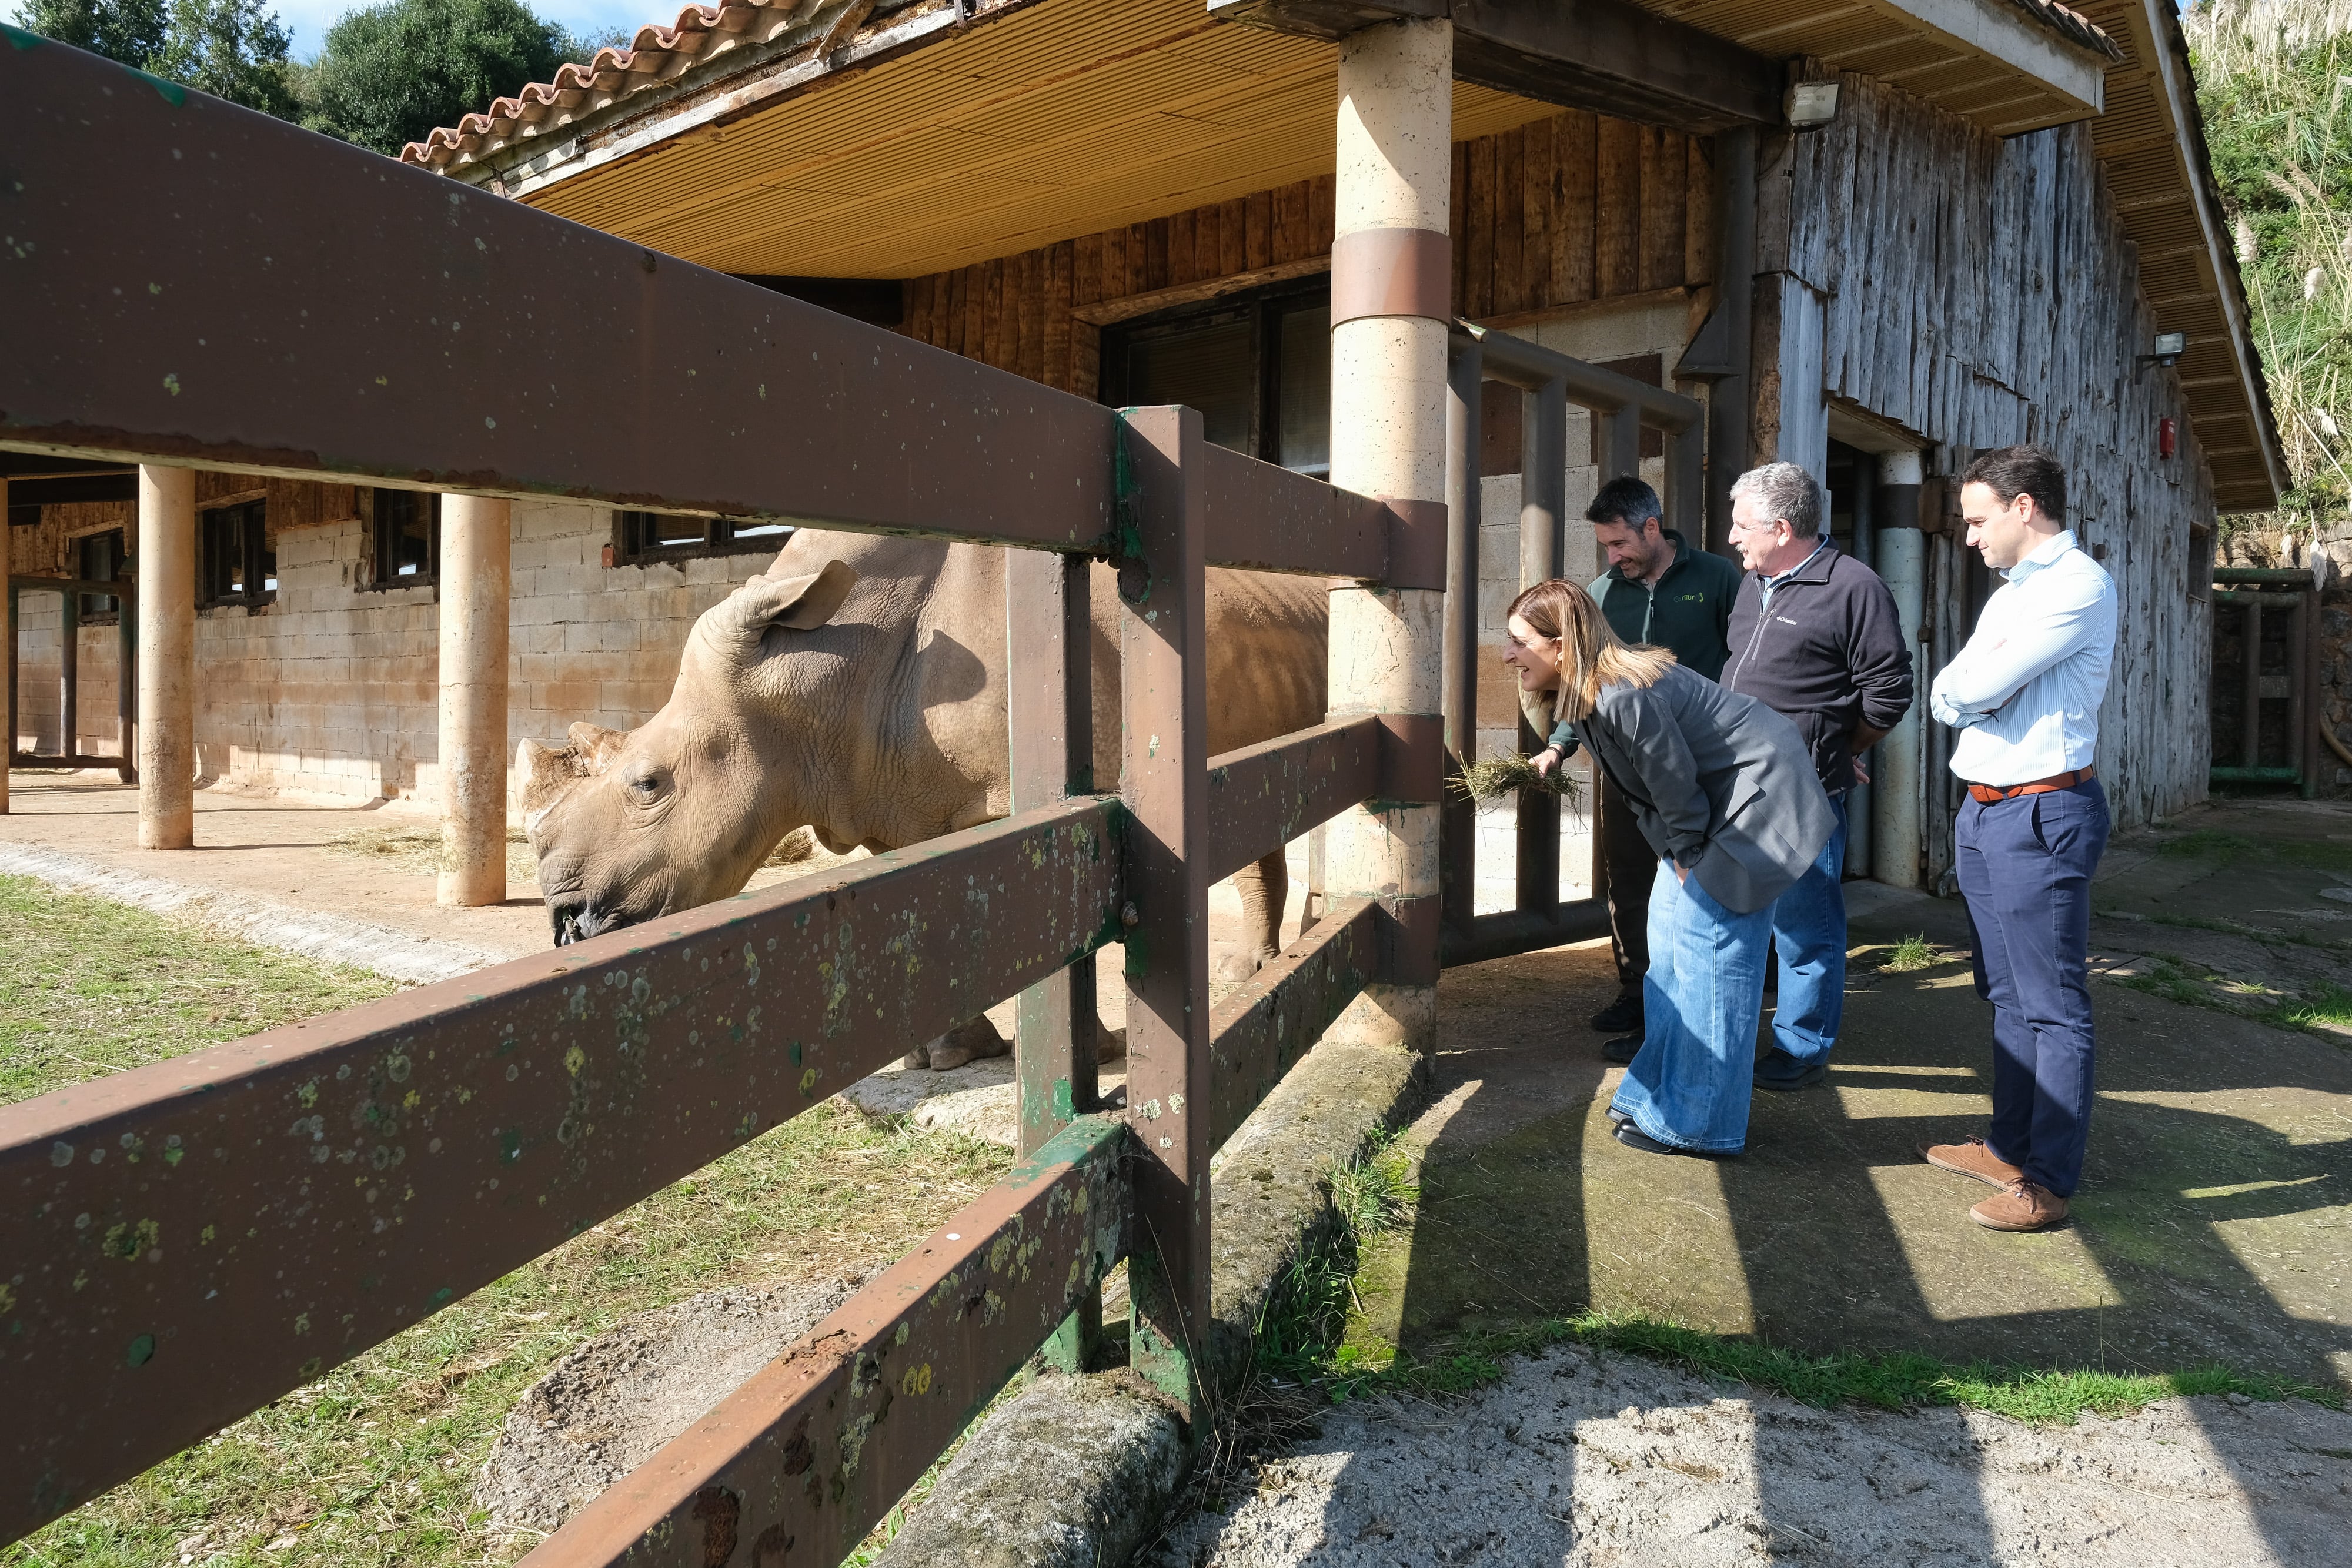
[1721,462,1914,1090]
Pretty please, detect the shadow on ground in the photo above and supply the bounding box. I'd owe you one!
[1321,797,2352,1563]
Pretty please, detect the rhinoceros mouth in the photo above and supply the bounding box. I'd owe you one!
[548,896,633,947]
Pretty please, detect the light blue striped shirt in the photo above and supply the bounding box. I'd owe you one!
[1929,529,2116,787]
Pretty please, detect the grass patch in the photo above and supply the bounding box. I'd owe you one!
[1309,1313,2342,1425]
[2104,950,2351,1041]
[2099,907,2352,954]
[0,872,398,1106]
[0,872,1014,1567]
[2278,983,2352,1031]
[2151,826,2352,873]
[1877,933,1940,973]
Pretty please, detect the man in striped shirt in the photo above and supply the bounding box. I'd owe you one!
[1920,445,2117,1233]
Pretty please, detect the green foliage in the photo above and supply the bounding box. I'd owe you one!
[2189,1,2352,527]
[1878,932,1940,972]
[302,0,569,155]
[12,0,166,65]
[11,0,293,114]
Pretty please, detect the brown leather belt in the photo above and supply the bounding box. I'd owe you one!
[1966,767,2094,805]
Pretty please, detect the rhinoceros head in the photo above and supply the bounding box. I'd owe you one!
[519,559,860,945]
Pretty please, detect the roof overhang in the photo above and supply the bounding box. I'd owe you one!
[425,0,1568,279]
[2074,0,2284,511]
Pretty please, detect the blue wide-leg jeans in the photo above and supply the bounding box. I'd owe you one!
[1610,859,1772,1153]
[1954,779,2110,1197]
[1766,791,1849,1063]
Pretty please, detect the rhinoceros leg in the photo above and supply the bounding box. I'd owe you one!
[923,1014,1008,1071]
[1216,849,1289,983]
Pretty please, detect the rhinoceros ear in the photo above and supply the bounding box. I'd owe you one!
[517,737,577,820]
[726,560,860,637]
[564,721,628,771]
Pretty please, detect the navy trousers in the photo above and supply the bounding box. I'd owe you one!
[1953,778,2110,1197]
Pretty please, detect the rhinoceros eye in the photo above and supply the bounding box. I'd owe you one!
[623,762,669,804]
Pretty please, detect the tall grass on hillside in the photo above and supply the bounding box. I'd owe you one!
[2189,0,2352,531]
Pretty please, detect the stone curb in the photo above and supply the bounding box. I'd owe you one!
[0,842,506,985]
[876,1039,1423,1567]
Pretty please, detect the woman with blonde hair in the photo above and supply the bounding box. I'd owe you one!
[1503,578,1836,1156]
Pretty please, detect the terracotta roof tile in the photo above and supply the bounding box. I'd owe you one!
[400,0,856,171]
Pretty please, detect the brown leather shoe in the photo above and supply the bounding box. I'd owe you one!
[1970,1179,2069,1232]
[1919,1136,2024,1190]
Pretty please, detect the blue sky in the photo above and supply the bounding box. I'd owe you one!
[275,0,664,59]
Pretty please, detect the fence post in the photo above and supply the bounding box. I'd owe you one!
[1117,404,1211,1423]
[1007,544,1101,1371]
[1,474,8,812]
[1325,14,1451,1054]
[1440,330,1481,934]
[136,464,195,849]
[1516,376,1566,921]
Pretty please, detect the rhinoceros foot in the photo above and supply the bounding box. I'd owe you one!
[924,1014,1010,1071]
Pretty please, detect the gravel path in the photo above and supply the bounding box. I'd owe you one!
[1145,1346,2352,1567]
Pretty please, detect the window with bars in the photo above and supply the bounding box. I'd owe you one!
[199,499,274,609]
[1098,278,1332,477]
[366,489,439,590]
[609,510,793,567]
[75,529,129,620]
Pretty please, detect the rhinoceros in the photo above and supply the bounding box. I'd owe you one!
[517,527,1328,1067]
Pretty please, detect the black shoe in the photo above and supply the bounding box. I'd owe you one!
[1753,1047,1827,1092]
[1602,1033,1643,1064]
[1589,992,1644,1034]
[1613,1121,1739,1158]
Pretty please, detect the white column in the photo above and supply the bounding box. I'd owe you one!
[1873,452,1926,888]
[1325,17,1452,1053]
[136,466,195,848]
[437,495,510,907]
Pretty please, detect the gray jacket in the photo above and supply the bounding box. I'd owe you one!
[1552,663,1837,914]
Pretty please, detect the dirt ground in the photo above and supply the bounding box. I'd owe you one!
[1144,1342,2352,1567]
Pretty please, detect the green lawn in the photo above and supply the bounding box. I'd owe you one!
[0,874,1011,1567]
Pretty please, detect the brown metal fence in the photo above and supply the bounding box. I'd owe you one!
[0,38,1438,1566]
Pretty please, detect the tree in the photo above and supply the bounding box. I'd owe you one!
[152,0,295,116]
[303,0,569,156]
[11,0,167,66]
[12,0,294,118]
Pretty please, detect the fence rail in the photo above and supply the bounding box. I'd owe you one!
[0,37,1438,1566]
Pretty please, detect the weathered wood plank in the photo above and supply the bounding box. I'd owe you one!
[1494,124,1528,316]
[1557,109,1596,303]
[1639,127,1685,293]
[1596,115,1640,297]
[1466,133,1495,319]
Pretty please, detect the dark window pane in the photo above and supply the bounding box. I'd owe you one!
[77,530,125,616]
[726,520,791,545]
[1124,316,1255,454]
[646,513,709,550]
[1276,303,1331,476]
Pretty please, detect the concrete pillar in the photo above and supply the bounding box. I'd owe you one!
[437,494,510,907]
[1325,16,1451,1052]
[136,466,195,848]
[1872,452,1926,888]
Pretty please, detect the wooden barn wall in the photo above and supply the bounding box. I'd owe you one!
[1761,71,2216,865]
[898,109,1715,394]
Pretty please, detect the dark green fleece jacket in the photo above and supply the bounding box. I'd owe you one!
[1545,530,1743,755]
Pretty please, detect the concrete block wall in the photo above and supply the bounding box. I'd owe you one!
[11,487,776,807]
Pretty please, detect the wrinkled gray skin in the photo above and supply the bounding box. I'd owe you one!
[519,529,1328,1066]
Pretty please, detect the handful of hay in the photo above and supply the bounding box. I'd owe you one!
[1449,753,1584,804]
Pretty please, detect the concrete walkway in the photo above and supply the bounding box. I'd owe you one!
[1360,797,2352,1395]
